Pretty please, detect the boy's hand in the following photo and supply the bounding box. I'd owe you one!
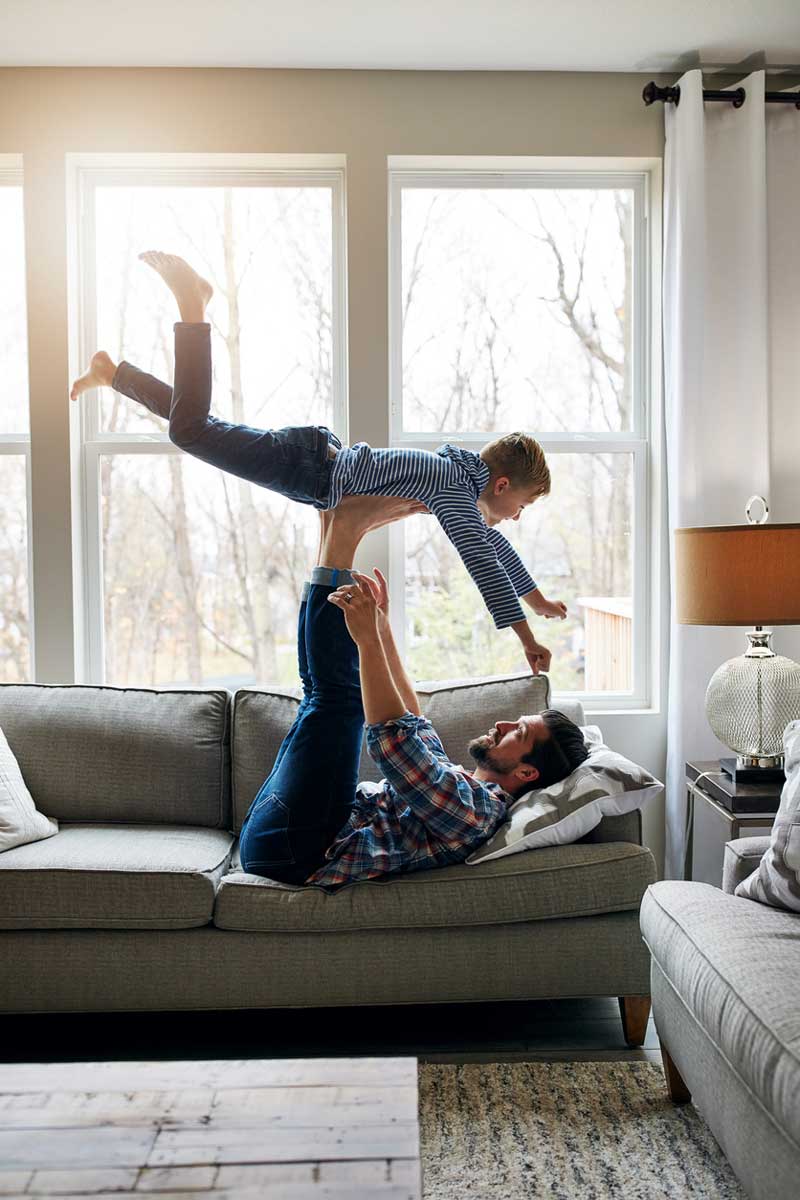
[327,577,380,643]
[534,595,567,620]
[524,641,552,675]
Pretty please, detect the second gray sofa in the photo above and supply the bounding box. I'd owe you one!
[641,840,800,1200]
[0,674,656,1035]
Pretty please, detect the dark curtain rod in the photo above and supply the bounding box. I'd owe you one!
[643,81,800,109]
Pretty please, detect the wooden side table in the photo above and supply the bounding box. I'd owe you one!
[686,761,782,886]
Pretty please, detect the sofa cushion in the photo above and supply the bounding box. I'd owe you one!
[213,840,656,933]
[641,881,800,1149]
[231,673,567,830]
[0,685,231,828]
[0,824,234,930]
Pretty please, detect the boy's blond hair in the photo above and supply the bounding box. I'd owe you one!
[480,433,551,496]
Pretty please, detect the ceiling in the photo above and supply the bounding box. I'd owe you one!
[0,0,798,72]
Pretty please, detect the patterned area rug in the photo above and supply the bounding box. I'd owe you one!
[419,1061,746,1199]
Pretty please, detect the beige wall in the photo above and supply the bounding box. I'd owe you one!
[0,68,668,868]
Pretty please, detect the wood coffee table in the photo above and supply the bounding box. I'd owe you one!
[0,1057,421,1199]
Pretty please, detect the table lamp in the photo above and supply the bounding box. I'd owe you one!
[675,499,800,782]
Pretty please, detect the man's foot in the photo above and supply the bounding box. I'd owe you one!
[334,494,428,535]
[70,350,117,402]
[138,251,213,323]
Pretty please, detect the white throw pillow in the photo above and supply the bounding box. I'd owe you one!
[0,724,58,852]
[466,727,661,865]
[735,721,800,913]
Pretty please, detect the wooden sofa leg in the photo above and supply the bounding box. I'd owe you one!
[618,994,651,1046]
[660,1041,692,1104]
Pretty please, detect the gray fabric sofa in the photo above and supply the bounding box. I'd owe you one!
[0,675,656,1034]
[640,840,800,1200]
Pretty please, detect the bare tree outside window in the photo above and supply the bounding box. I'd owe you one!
[0,184,31,682]
[398,186,636,691]
[94,185,334,689]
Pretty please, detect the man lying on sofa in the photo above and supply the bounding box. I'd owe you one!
[239,495,589,889]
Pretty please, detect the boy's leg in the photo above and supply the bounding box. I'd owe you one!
[71,250,340,506]
[70,351,176,422]
[112,360,174,421]
[140,251,340,504]
[73,337,338,506]
[165,323,339,506]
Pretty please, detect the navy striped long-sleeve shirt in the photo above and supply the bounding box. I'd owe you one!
[327,442,536,628]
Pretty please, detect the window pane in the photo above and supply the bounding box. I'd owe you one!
[401,187,633,434]
[94,186,334,434]
[0,187,30,436]
[100,454,318,688]
[0,456,31,682]
[404,452,633,692]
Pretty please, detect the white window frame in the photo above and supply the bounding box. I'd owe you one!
[0,157,35,681]
[387,156,663,711]
[67,153,348,686]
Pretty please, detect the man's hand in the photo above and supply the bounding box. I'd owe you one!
[524,640,552,675]
[352,569,390,634]
[327,575,381,644]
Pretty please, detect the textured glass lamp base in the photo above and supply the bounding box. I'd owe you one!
[705,629,800,764]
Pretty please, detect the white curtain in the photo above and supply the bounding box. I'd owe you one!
[664,70,800,878]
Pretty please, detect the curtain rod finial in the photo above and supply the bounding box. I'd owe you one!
[642,81,681,106]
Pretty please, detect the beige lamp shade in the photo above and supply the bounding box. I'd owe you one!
[675,524,800,626]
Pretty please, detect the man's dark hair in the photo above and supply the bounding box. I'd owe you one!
[522,709,589,788]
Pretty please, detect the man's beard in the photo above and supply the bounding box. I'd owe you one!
[468,729,517,775]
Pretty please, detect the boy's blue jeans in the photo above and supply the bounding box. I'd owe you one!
[112,323,340,507]
[238,571,364,884]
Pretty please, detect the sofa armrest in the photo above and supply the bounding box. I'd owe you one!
[722,837,770,894]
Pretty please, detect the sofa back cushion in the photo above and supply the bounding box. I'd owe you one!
[0,685,231,828]
[232,688,301,832]
[231,673,574,831]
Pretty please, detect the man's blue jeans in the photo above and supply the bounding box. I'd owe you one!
[112,323,340,507]
[238,570,364,884]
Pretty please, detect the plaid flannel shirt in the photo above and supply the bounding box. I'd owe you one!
[305,713,508,890]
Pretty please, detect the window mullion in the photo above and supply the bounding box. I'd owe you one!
[81,442,104,685]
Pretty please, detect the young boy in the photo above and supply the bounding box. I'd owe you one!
[71,252,566,675]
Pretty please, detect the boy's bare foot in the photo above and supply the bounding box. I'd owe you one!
[70,350,118,402]
[139,251,213,323]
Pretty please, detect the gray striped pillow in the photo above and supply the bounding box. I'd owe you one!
[736,721,800,913]
[0,724,58,852]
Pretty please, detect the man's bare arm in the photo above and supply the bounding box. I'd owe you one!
[328,581,408,725]
[356,634,409,726]
[352,570,422,717]
[378,613,422,717]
